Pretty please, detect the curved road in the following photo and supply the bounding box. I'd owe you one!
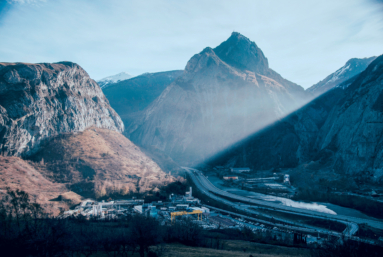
[184,167,383,241]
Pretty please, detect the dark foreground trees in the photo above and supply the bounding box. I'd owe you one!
[311,240,383,257]
[1,188,383,257]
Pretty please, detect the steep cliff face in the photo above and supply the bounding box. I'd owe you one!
[0,62,124,157]
[307,56,376,96]
[127,33,309,165]
[210,54,383,181]
[316,55,383,177]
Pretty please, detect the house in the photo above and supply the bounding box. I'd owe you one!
[223,176,239,180]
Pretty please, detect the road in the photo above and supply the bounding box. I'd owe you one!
[184,167,383,244]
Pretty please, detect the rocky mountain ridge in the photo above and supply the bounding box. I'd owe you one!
[0,61,124,157]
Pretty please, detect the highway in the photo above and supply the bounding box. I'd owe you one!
[184,167,383,244]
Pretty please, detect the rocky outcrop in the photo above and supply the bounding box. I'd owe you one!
[127,33,309,165]
[0,62,124,157]
[307,57,376,96]
[210,54,383,181]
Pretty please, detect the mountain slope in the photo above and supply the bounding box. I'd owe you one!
[0,156,81,215]
[210,54,383,184]
[28,127,173,198]
[97,72,133,88]
[126,33,309,165]
[307,57,376,96]
[103,70,183,126]
[0,62,124,157]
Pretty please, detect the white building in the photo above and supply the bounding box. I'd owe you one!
[230,167,250,173]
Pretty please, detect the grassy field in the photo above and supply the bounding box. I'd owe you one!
[161,244,309,257]
[91,241,311,257]
[156,240,310,257]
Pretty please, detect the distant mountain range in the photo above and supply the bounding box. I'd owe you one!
[97,71,133,88]
[123,32,309,165]
[307,56,376,96]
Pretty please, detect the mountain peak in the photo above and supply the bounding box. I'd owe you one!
[97,71,133,89]
[213,32,269,74]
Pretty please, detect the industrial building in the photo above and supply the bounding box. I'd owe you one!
[61,188,294,242]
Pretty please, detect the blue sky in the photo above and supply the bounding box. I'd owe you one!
[0,0,382,88]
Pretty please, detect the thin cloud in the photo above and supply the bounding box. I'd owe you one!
[6,0,46,4]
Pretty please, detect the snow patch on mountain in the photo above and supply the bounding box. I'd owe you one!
[97,72,133,88]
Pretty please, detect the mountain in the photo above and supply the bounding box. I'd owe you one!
[307,56,376,96]
[97,71,133,88]
[0,62,173,212]
[103,70,183,126]
[0,62,124,157]
[209,54,383,189]
[126,32,309,165]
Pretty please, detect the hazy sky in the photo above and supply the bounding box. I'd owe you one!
[1,0,382,88]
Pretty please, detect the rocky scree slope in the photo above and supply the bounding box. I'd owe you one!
[127,32,309,165]
[0,62,124,157]
[307,56,376,97]
[210,54,383,184]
